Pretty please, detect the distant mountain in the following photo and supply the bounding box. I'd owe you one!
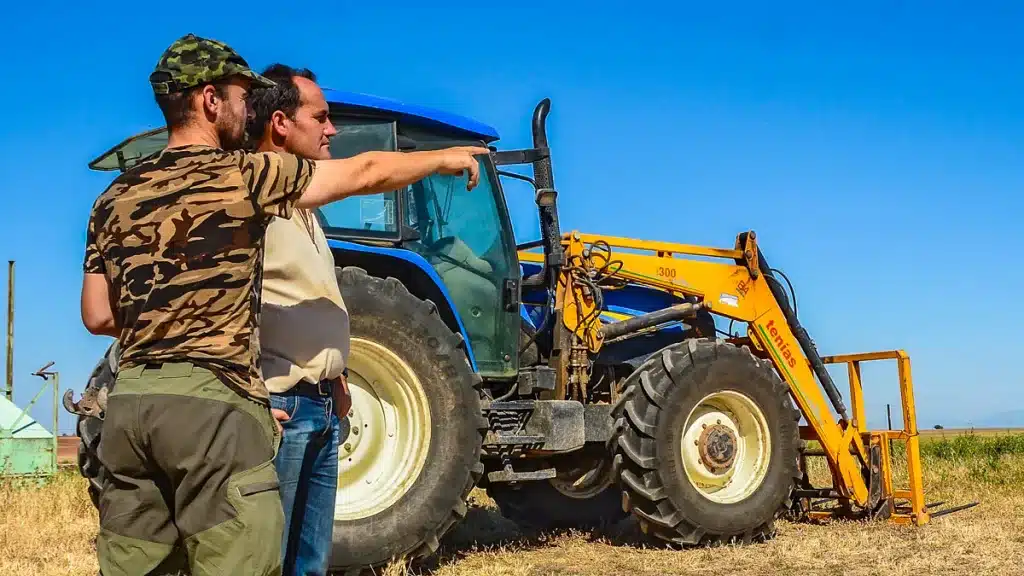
[934,409,1024,430]
[969,409,1024,429]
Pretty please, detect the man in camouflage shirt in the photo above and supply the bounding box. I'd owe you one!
[81,33,488,576]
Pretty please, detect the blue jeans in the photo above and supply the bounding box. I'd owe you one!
[270,384,341,576]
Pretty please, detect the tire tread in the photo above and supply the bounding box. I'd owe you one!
[610,338,801,547]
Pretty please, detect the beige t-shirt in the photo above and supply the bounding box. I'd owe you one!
[259,207,350,393]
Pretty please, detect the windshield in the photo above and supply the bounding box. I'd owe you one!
[89,127,168,171]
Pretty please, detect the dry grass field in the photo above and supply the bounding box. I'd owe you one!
[4,430,1024,576]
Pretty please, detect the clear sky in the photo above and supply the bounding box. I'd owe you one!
[1,2,1022,434]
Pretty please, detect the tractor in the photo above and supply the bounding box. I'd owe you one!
[68,93,972,574]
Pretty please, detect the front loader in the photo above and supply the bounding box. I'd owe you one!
[493,99,977,542]
[69,94,974,574]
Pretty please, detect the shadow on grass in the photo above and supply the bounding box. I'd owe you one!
[408,502,672,574]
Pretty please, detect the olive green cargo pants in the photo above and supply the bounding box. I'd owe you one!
[95,361,284,576]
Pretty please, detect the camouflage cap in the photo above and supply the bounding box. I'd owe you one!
[149,33,275,95]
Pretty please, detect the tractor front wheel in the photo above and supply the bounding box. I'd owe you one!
[610,338,801,545]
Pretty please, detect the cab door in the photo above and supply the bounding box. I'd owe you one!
[403,152,521,379]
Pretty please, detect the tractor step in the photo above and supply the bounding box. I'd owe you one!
[487,465,557,483]
[483,433,546,446]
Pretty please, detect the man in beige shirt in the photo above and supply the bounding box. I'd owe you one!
[248,63,351,576]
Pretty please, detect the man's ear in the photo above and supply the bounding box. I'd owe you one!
[200,84,219,117]
[269,109,290,140]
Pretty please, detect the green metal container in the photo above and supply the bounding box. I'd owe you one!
[0,366,59,483]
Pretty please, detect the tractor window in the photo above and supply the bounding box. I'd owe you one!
[317,119,399,237]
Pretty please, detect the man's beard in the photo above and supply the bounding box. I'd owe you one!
[216,108,247,151]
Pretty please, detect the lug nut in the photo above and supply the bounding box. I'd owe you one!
[344,443,352,452]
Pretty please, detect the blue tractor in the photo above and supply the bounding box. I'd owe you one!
[72,93,826,575]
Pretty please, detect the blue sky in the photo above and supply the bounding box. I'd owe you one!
[1,2,1022,434]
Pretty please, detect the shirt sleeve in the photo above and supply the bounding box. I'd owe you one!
[83,212,105,274]
[238,151,317,219]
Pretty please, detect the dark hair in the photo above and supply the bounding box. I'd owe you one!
[246,63,317,143]
[155,82,230,130]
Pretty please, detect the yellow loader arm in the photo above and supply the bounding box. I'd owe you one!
[520,229,975,526]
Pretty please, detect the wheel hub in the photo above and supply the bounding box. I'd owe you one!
[680,390,772,504]
[698,424,737,473]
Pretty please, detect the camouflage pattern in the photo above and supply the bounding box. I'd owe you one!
[83,145,316,402]
[149,33,276,95]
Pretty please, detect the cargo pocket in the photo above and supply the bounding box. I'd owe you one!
[225,459,285,576]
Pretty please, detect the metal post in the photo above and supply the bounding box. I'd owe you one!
[6,260,13,402]
[52,371,58,472]
[30,361,59,477]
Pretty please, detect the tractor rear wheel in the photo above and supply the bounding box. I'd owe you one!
[610,338,801,545]
[331,267,487,573]
[76,342,118,509]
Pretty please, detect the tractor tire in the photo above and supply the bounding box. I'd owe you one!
[76,343,118,509]
[487,453,627,532]
[610,338,801,546]
[330,267,487,574]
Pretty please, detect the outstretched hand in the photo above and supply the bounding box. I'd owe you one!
[434,146,491,190]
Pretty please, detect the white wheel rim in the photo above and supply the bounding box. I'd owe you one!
[680,390,771,504]
[335,338,431,520]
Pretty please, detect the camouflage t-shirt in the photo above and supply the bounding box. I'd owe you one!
[83,144,316,403]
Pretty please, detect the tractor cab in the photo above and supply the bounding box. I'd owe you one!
[88,89,524,379]
[320,119,523,377]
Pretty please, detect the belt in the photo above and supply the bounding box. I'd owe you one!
[283,378,333,398]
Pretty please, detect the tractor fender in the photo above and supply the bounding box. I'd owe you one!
[327,238,478,371]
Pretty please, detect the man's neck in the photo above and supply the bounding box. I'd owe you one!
[166,125,220,149]
[256,135,285,154]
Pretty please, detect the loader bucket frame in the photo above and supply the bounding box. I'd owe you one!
[810,351,927,525]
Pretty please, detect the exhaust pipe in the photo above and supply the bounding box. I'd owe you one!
[531,98,563,281]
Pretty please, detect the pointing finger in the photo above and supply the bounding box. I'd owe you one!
[467,160,480,190]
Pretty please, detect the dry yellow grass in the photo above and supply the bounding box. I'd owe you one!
[2,449,1022,576]
[0,472,101,576]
